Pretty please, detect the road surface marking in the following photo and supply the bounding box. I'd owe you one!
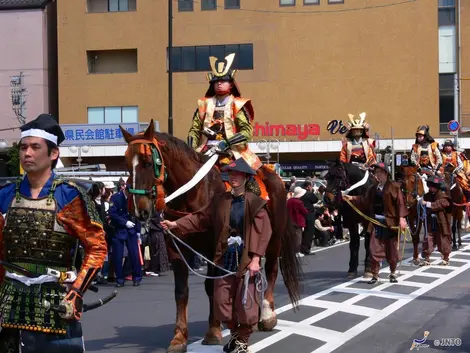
[188,233,470,353]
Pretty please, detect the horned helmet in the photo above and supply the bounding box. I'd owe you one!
[415,125,435,144]
[344,112,370,139]
[204,53,241,98]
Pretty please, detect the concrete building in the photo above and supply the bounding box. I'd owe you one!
[56,0,466,176]
[0,0,57,146]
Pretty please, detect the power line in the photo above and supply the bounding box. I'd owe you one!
[175,0,417,15]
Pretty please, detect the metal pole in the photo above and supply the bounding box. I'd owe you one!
[454,0,460,148]
[168,0,173,136]
[391,127,395,180]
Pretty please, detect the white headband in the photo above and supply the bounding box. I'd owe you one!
[20,128,58,145]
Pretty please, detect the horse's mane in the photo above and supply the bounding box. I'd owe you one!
[155,132,207,165]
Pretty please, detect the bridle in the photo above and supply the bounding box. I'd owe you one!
[126,137,167,213]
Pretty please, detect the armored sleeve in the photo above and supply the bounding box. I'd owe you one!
[433,144,443,168]
[0,214,4,284]
[57,196,107,295]
[410,145,419,166]
[187,109,203,149]
[234,107,253,141]
[339,142,348,163]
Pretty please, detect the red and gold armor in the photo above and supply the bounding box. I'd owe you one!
[187,53,262,170]
[339,112,376,165]
[410,125,442,171]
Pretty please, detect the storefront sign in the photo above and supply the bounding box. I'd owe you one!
[61,122,158,146]
[280,162,329,171]
[254,122,320,140]
[326,120,348,135]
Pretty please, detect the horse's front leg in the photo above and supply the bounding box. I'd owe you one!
[348,225,360,278]
[202,266,222,346]
[259,249,279,332]
[452,217,458,251]
[168,259,189,353]
[458,211,463,247]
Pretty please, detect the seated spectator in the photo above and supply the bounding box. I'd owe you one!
[314,207,335,247]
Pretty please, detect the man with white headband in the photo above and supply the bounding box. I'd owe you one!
[0,114,107,353]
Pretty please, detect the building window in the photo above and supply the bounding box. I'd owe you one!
[87,49,138,74]
[170,43,254,72]
[438,0,455,26]
[87,0,136,12]
[328,0,344,3]
[225,0,240,9]
[87,106,139,124]
[178,0,193,11]
[439,74,455,134]
[202,0,217,10]
[304,0,319,4]
[280,0,295,6]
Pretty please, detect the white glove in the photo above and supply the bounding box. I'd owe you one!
[227,236,243,247]
[126,221,135,229]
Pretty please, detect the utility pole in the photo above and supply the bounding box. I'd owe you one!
[168,0,173,136]
[10,72,26,125]
[391,127,395,180]
[454,0,460,147]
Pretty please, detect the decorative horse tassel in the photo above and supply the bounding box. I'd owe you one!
[155,187,166,211]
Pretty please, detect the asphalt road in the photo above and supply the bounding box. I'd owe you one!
[81,234,470,353]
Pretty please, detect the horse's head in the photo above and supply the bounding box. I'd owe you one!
[401,165,423,206]
[323,159,349,205]
[121,120,166,223]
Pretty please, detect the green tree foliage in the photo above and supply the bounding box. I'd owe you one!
[6,143,20,176]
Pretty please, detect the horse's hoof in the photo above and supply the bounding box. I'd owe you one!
[412,259,421,266]
[167,344,188,353]
[202,335,222,346]
[452,245,458,251]
[259,316,278,331]
[347,271,357,279]
[252,323,259,333]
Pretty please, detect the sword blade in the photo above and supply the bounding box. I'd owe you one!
[164,154,219,204]
[0,260,39,278]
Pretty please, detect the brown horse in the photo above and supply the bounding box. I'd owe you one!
[400,166,425,264]
[442,165,464,250]
[119,120,302,353]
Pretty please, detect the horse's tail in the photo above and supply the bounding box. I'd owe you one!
[279,216,303,309]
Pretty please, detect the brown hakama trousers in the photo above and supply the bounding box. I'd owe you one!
[214,275,260,342]
[370,231,400,276]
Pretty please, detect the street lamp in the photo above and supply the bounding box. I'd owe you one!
[0,139,9,149]
[256,139,280,165]
[69,145,90,168]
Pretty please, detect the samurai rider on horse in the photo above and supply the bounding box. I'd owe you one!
[339,112,377,168]
[410,125,443,178]
[186,52,268,197]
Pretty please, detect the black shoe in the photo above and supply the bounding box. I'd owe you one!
[223,333,238,352]
[116,283,124,288]
[368,276,379,284]
[234,340,250,353]
[389,274,398,283]
[133,281,141,287]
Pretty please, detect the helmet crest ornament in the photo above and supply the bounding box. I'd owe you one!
[206,53,237,82]
[345,112,369,130]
